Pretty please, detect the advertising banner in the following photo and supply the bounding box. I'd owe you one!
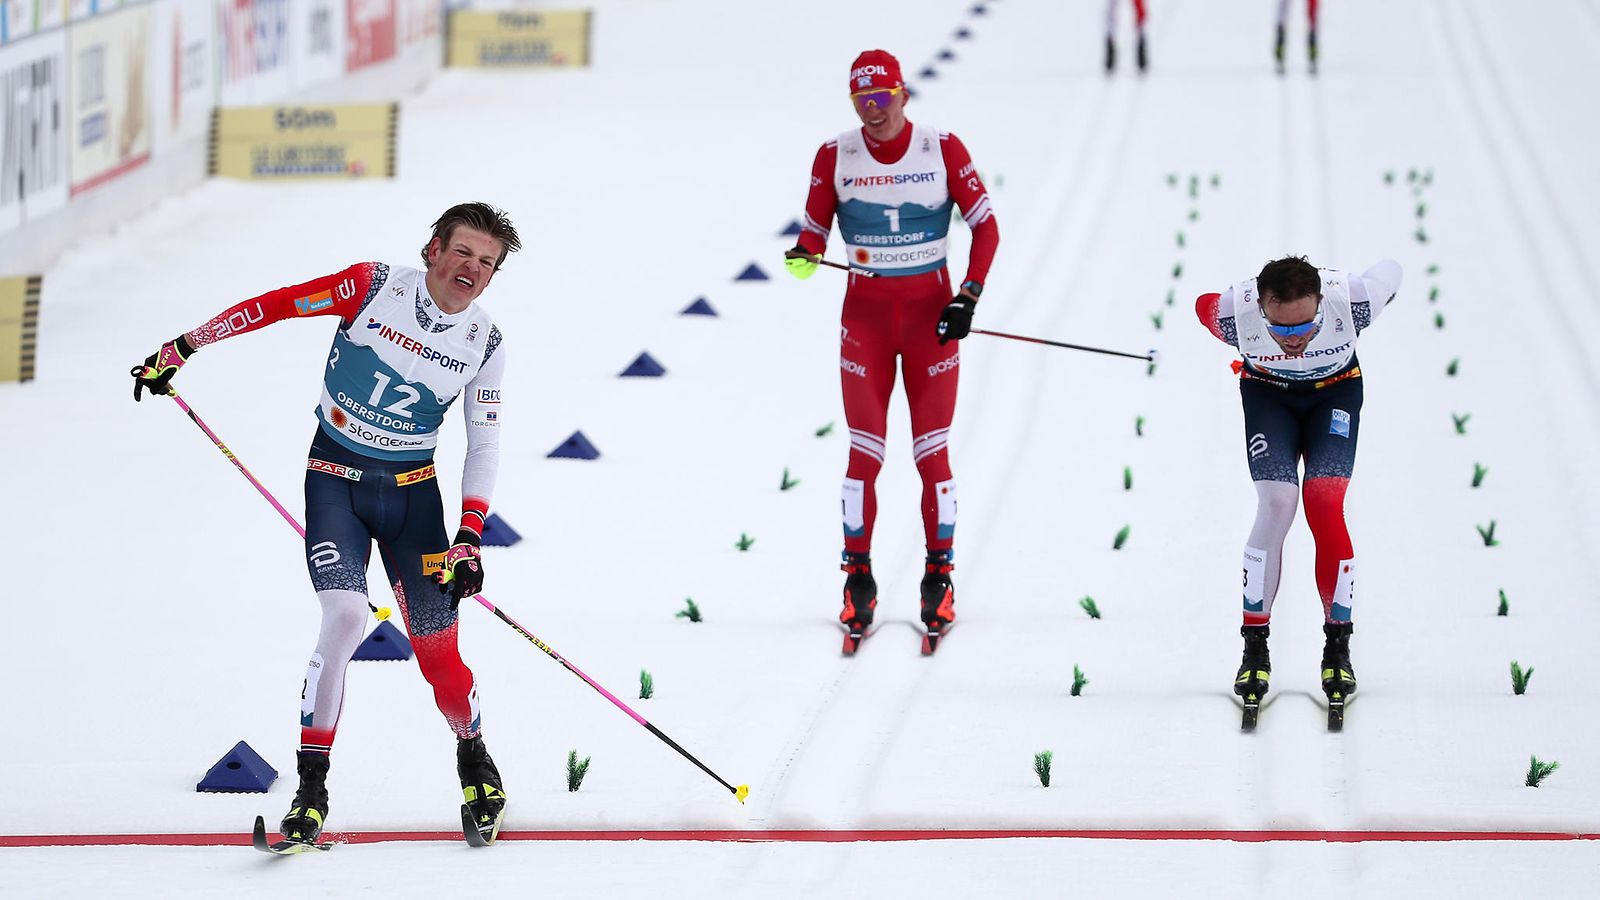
[446,8,589,69]
[0,30,69,235]
[345,0,392,72]
[209,101,396,180]
[0,274,41,382]
[68,3,151,196]
[397,0,437,48]
[291,0,344,90]
[3,0,38,45]
[151,0,213,152]
[217,0,292,105]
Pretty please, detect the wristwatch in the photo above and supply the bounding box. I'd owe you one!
[960,280,983,299]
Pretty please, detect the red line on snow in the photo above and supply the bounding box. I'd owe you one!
[2,829,1597,848]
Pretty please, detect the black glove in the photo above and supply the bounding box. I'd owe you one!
[131,335,196,401]
[937,284,981,345]
[436,528,484,609]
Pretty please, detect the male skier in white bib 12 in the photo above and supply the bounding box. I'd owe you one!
[132,202,520,843]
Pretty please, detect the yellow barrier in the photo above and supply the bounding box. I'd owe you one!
[0,275,42,383]
[446,9,592,68]
[208,104,399,180]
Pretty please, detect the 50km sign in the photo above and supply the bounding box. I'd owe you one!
[208,103,399,180]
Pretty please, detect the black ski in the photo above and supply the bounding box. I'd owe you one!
[251,815,330,855]
[461,802,505,847]
[1324,690,1355,732]
[1241,694,1262,732]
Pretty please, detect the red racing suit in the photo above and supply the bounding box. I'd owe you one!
[796,121,998,555]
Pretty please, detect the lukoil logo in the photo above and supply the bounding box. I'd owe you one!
[840,357,868,378]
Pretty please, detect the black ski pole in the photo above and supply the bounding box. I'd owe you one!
[970,328,1157,362]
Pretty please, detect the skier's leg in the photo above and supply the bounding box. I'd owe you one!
[901,285,960,558]
[301,463,375,756]
[1301,377,1362,624]
[378,475,481,740]
[1240,378,1303,627]
[841,280,898,556]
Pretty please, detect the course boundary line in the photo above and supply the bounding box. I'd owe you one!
[3,829,1598,848]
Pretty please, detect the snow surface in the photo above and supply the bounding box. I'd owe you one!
[4,0,1600,896]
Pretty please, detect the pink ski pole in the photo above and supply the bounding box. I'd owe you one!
[163,389,747,803]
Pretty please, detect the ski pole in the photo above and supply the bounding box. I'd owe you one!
[970,328,1157,362]
[469,593,750,804]
[161,389,748,803]
[161,388,391,622]
[788,251,878,278]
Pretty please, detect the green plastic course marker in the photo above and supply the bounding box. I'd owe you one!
[1172,262,1183,279]
[1079,596,1101,619]
[1188,174,1199,198]
[1434,312,1445,330]
[1034,751,1053,787]
[567,750,592,792]
[1447,358,1460,377]
[1150,311,1164,331]
[780,468,800,491]
[1525,755,1559,787]
[735,533,754,551]
[1472,463,1487,488]
[1497,590,1509,616]
[1210,172,1221,188]
[815,421,834,437]
[1416,202,1427,219]
[1071,665,1089,696]
[1135,415,1145,437]
[639,669,654,699]
[1384,170,1395,185]
[1166,172,1178,187]
[1427,264,1440,275]
[1165,287,1175,306]
[675,598,702,622]
[1477,520,1498,547]
[1429,285,1439,302]
[1510,661,1534,695]
[1113,525,1130,550]
[1176,231,1186,249]
[1188,208,1200,222]
[1415,227,1428,244]
[1453,412,1471,434]
[1123,466,1133,491]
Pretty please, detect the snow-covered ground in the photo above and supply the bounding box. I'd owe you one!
[4,0,1600,895]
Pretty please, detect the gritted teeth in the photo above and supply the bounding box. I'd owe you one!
[455,276,474,288]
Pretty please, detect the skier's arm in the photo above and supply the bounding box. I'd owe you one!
[794,142,838,258]
[132,262,383,401]
[184,262,382,350]
[457,330,505,542]
[1195,288,1240,347]
[940,132,998,288]
[1350,259,1402,334]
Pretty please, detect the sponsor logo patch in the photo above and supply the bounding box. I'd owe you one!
[476,388,501,403]
[1330,409,1351,438]
[296,291,335,315]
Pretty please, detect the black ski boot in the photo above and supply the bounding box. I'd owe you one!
[1307,29,1318,75]
[919,551,956,629]
[1321,622,1356,698]
[839,552,877,631]
[458,736,506,846]
[1274,24,1287,74]
[1104,35,1116,74]
[279,751,330,842]
[1136,32,1148,73]
[1234,625,1271,698]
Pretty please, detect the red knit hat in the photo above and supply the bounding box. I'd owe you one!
[848,50,904,93]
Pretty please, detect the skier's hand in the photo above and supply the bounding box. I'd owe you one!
[131,335,196,401]
[937,284,981,344]
[436,529,484,609]
[784,245,819,280]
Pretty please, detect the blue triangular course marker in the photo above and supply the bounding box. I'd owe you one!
[778,219,803,237]
[735,262,769,281]
[919,66,938,79]
[549,431,601,460]
[352,620,413,662]
[482,513,522,547]
[954,27,972,39]
[970,3,987,15]
[680,296,718,316]
[197,740,278,793]
[620,351,667,378]
[937,48,956,61]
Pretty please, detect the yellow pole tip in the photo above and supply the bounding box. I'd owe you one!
[376,607,392,621]
[735,785,750,803]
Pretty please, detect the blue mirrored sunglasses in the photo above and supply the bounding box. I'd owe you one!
[1265,318,1319,338]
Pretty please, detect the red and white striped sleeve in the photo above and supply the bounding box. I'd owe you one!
[183,262,381,350]
[795,140,839,257]
[940,132,998,286]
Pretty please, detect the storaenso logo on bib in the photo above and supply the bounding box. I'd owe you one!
[860,245,941,266]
